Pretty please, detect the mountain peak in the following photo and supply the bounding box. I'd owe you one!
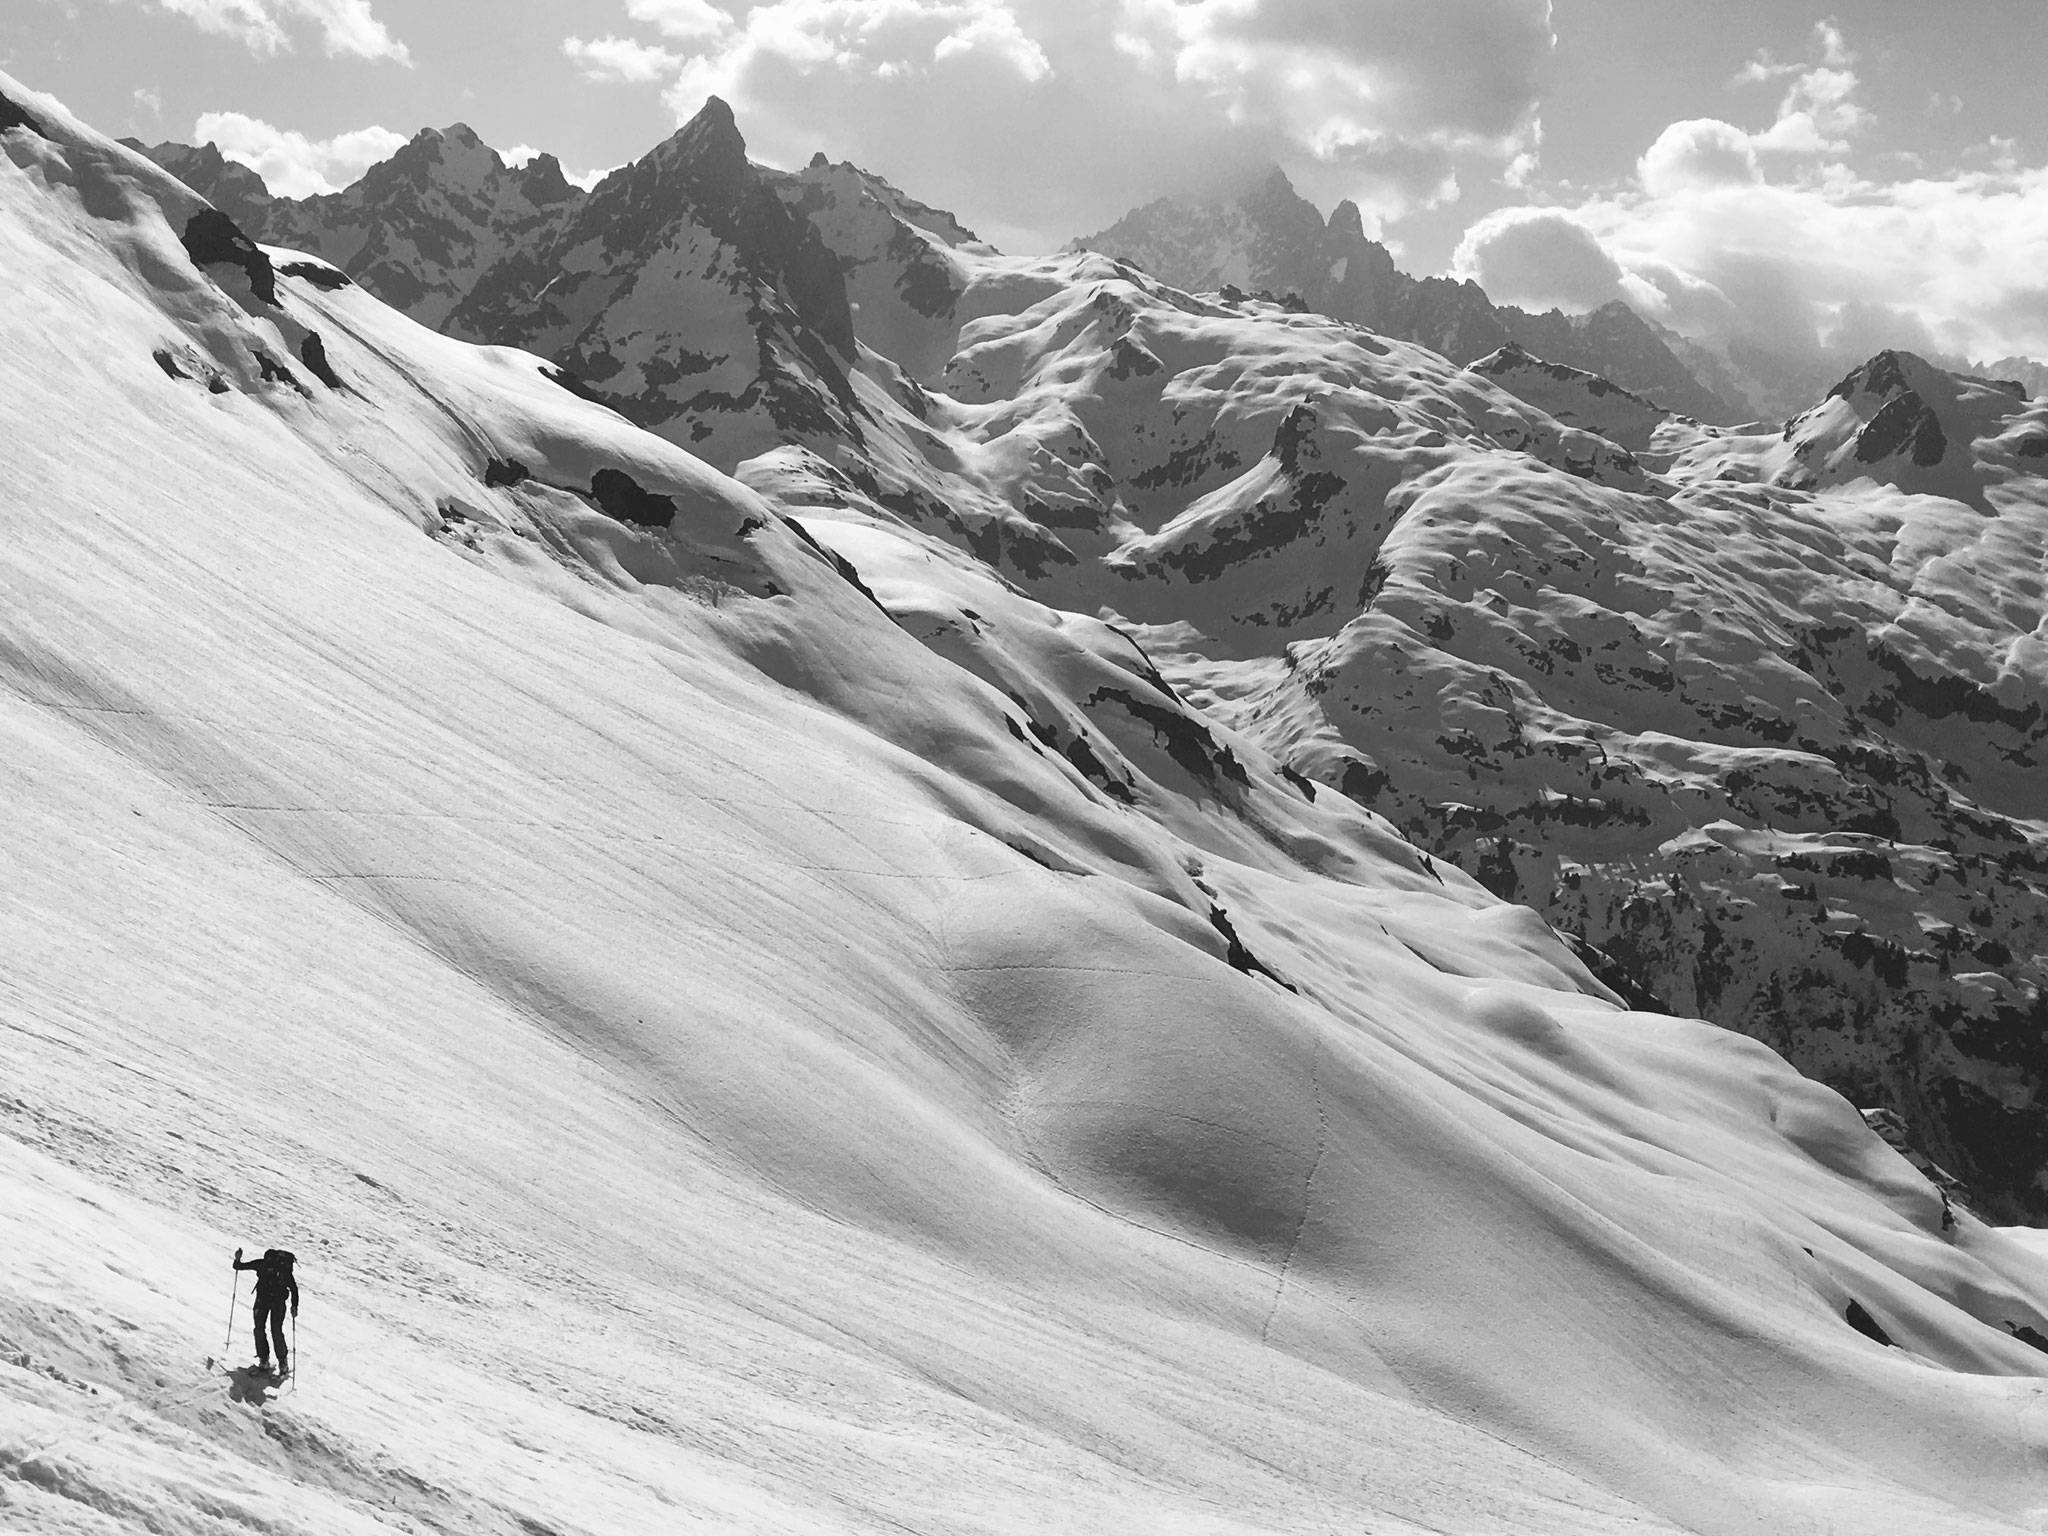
[677,95,742,153]
[647,95,749,193]
[1828,348,1940,404]
[1327,199,1365,242]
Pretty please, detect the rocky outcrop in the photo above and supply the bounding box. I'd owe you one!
[442,97,863,468]
[1073,169,1739,423]
[132,126,581,330]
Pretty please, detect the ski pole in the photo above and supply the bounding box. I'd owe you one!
[223,1249,241,1355]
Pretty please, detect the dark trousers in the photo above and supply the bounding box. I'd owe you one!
[252,1297,288,1370]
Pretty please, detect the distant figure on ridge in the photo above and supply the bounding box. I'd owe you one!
[233,1247,298,1376]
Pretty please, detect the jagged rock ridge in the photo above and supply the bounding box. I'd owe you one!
[1073,167,1739,424]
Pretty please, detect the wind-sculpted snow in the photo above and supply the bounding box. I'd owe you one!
[7,73,2048,1536]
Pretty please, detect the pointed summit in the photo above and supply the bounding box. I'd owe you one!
[643,95,751,208]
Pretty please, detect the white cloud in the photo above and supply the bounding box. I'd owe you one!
[1112,0,1546,163]
[558,0,1550,250]
[1638,119,1761,197]
[1465,157,2048,363]
[1449,18,2048,361]
[564,34,683,83]
[132,85,162,120]
[931,5,1049,82]
[625,0,734,40]
[1726,19,1869,157]
[142,0,411,62]
[502,144,543,168]
[195,110,406,196]
[1450,206,1627,313]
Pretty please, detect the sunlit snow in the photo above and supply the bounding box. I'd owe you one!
[4,75,2047,1536]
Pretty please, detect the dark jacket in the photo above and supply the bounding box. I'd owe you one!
[235,1249,299,1309]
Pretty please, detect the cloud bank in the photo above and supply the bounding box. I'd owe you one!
[563,0,1554,250]
[139,0,411,63]
[1452,21,2048,363]
[194,110,406,196]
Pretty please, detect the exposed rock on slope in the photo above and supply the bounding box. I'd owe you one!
[444,96,861,465]
[1468,343,1674,454]
[1073,167,1738,423]
[133,125,580,330]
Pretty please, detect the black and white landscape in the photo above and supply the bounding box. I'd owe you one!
[4,42,2048,1536]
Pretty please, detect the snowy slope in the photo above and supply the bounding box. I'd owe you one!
[1467,341,1675,454]
[769,221,2048,1229]
[6,73,2048,1536]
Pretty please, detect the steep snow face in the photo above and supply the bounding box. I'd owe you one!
[1073,170,1736,423]
[9,73,2048,1536]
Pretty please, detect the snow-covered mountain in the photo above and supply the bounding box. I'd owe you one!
[8,72,2048,1536]
[134,126,582,331]
[1659,328,2048,428]
[1072,168,1740,424]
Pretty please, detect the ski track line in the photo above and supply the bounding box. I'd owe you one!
[1259,1023,1328,1350]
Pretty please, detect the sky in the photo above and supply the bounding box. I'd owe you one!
[4,0,2047,362]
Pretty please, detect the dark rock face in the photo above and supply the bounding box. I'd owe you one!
[297,333,343,388]
[276,259,352,290]
[1854,392,1946,465]
[439,96,863,465]
[1207,906,1295,990]
[179,209,277,305]
[587,468,676,528]
[252,349,301,389]
[1845,1300,1894,1346]
[1,88,48,138]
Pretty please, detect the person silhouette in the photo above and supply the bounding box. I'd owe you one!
[232,1247,298,1376]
